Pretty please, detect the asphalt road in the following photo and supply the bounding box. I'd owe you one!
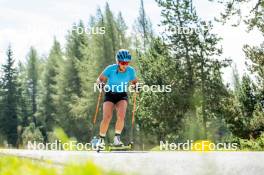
[1,149,264,175]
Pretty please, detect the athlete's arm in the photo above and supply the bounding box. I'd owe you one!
[96,73,107,90]
[96,73,107,84]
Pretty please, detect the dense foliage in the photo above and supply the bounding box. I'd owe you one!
[0,0,263,150]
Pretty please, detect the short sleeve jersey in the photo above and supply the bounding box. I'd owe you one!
[102,64,136,92]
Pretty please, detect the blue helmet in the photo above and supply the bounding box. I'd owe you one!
[116,49,132,62]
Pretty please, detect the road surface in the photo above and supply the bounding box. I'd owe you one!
[0,149,264,175]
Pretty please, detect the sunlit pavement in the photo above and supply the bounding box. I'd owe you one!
[1,149,264,175]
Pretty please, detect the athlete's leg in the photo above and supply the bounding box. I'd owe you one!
[115,100,128,134]
[99,101,114,136]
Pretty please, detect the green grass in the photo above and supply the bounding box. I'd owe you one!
[0,156,124,175]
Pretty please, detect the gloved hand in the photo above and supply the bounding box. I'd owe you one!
[132,83,142,92]
[98,82,105,90]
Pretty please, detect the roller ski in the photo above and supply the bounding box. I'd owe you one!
[109,142,134,151]
[108,135,134,151]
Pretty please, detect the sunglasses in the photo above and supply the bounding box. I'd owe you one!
[119,61,129,66]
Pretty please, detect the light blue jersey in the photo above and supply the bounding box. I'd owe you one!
[102,64,136,92]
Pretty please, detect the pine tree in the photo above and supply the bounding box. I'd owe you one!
[27,47,39,125]
[137,38,185,143]
[105,2,118,58]
[17,62,31,127]
[201,61,230,140]
[244,43,264,106]
[231,64,241,94]
[91,7,115,69]
[116,12,129,49]
[156,0,196,110]
[134,0,153,51]
[238,75,256,118]
[0,46,18,146]
[37,39,63,142]
[227,74,257,139]
[65,20,89,97]
[54,21,92,141]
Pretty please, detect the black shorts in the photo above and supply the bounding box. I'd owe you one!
[104,91,128,104]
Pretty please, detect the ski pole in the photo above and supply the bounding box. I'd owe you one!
[90,89,102,141]
[131,92,137,128]
[93,90,103,125]
[129,91,137,148]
